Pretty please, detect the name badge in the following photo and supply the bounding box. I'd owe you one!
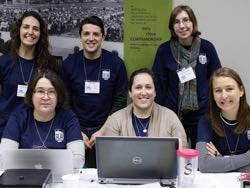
[177,67,196,84]
[85,81,100,94]
[17,84,28,97]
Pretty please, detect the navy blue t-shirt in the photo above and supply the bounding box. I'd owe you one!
[0,54,36,138]
[197,116,250,155]
[2,106,82,149]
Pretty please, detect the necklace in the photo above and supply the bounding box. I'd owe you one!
[134,120,141,136]
[220,113,238,126]
[134,115,150,133]
[34,117,54,148]
[18,57,34,85]
[221,118,240,155]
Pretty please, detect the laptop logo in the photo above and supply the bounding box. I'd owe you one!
[34,163,43,169]
[132,156,142,164]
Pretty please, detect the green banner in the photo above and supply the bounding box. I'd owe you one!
[124,0,172,76]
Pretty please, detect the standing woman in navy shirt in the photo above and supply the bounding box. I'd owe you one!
[152,5,221,148]
[1,70,85,169]
[196,67,250,172]
[0,11,57,139]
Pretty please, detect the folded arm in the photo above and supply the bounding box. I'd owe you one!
[197,141,250,173]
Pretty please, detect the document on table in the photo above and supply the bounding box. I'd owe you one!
[194,171,241,188]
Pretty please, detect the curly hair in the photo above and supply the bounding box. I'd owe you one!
[10,10,56,71]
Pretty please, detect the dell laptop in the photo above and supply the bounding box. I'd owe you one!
[96,136,179,186]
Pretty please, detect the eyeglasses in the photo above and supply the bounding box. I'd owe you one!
[174,17,191,27]
[33,89,56,98]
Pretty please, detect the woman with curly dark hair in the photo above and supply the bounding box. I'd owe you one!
[0,10,57,140]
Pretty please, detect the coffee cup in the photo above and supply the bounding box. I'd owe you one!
[62,174,79,188]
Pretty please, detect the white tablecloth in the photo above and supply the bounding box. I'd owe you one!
[52,169,242,188]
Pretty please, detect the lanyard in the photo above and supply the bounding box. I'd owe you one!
[82,53,102,81]
[18,57,34,85]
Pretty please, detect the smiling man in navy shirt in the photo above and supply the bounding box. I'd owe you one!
[62,16,128,168]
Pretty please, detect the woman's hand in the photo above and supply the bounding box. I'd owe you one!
[206,141,221,157]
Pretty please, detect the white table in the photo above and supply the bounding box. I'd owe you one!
[51,169,242,188]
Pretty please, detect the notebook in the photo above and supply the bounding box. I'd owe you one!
[1,149,74,183]
[96,136,179,186]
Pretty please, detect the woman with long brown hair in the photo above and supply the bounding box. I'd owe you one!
[0,11,57,140]
[196,67,250,172]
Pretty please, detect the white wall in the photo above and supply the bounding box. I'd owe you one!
[174,0,250,100]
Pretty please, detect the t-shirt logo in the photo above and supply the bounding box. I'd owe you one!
[198,54,207,64]
[55,129,64,143]
[102,69,110,80]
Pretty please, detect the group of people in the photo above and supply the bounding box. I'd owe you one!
[0,10,128,169]
[0,4,249,174]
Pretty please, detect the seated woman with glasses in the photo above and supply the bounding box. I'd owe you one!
[103,68,188,148]
[0,69,85,169]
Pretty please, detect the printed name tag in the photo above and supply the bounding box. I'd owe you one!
[177,67,196,84]
[84,81,100,94]
[17,84,27,97]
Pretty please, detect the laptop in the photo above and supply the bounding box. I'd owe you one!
[96,136,179,186]
[0,169,52,188]
[1,149,74,183]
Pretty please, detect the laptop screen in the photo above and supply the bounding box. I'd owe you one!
[96,136,179,185]
[1,149,73,183]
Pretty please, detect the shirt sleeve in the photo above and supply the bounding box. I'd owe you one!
[110,91,127,115]
[167,110,188,148]
[197,142,250,173]
[67,140,85,169]
[152,44,168,106]
[206,41,222,78]
[110,58,128,115]
[64,110,83,143]
[103,115,121,136]
[2,113,22,142]
[0,138,19,149]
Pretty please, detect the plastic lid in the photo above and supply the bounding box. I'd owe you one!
[176,148,200,158]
